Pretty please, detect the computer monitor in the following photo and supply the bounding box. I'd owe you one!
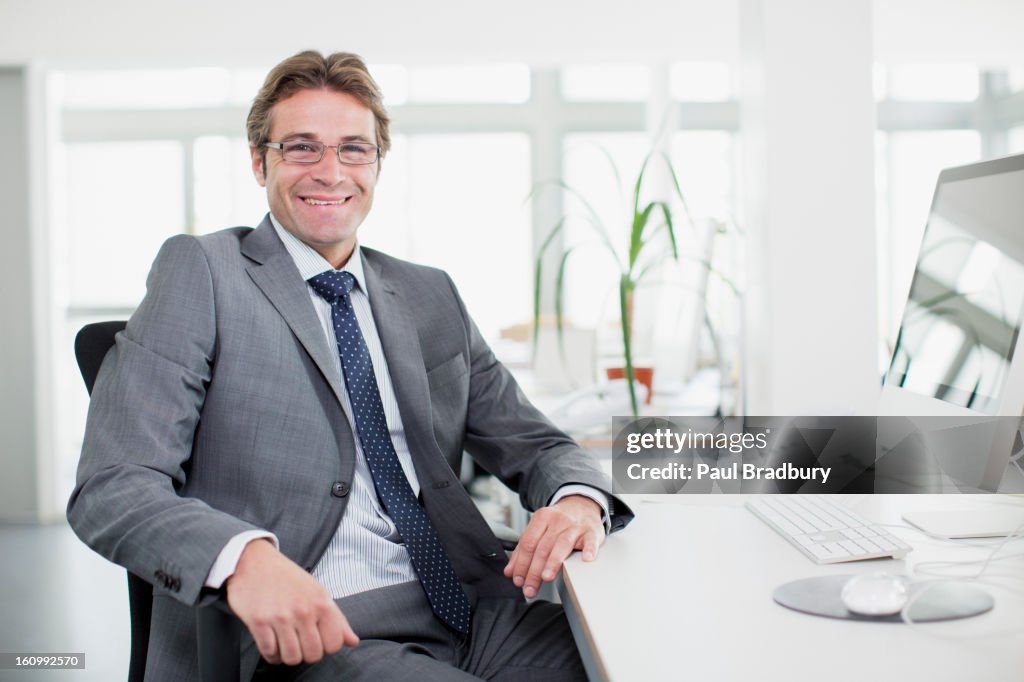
[880,152,1024,492]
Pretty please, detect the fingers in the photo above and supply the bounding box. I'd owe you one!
[580,525,602,562]
[503,513,549,591]
[249,622,280,664]
[319,607,360,655]
[276,625,304,666]
[250,603,357,665]
[503,500,605,598]
[523,527,576,597]
[227,540,359,666]
[295,611,326,665]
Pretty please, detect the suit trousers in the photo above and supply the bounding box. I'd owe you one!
[253,581,586,682]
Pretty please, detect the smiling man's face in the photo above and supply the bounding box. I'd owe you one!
[252,88,379,268]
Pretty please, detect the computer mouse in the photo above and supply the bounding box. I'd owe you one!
[840,573,909,616]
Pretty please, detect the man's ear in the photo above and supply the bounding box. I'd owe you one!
[251,146,267,187]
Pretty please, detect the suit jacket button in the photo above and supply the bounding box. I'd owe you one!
[331,481,350,497]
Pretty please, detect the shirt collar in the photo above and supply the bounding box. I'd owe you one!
[269,213,367,294]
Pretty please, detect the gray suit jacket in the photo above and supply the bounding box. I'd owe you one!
[67,216,631,681]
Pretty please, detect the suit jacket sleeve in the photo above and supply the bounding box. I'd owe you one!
[441,273,633,531]
[66,235,263,606]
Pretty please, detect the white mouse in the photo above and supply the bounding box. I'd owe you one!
[840,573,909,616]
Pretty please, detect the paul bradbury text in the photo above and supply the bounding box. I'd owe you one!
[624,461,832,484]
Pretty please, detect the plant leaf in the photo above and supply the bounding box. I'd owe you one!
[629,201,657,273]
[632,153,653,219]
[553,247,576,358]
[619,275,639,417]
[658,151,695,229]
[658,200,680,260]
[532,217,569,350]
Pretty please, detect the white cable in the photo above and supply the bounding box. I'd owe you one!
[895,517,1024,638]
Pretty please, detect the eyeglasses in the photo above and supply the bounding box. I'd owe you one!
[264,140,380,165]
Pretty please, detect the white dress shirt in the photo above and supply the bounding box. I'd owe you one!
[206,216,608,595]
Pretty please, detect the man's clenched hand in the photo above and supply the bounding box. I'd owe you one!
[226,539,359,665]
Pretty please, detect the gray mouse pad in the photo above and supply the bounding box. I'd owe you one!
[773,575,994,622]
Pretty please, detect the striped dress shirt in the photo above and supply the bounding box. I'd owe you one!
[271,216,421,597]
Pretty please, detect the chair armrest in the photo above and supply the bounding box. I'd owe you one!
[487,519,520,552]
[196,597,242,682]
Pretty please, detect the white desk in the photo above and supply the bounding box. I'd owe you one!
[558,494,1024,682]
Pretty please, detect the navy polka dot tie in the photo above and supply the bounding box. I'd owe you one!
[308,270,471,634]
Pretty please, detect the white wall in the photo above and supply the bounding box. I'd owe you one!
[875,0,1024,65]
[1,1,1022,68]
[0,0,738,67]
[740,0,878,415]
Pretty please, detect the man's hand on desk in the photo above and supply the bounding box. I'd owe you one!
[226,539,360,665]
[503,494,604,599]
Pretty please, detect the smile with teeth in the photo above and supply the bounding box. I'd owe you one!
[303,197,350,205]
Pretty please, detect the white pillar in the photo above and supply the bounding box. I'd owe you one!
[0,65,55,522]
[739,0,880,415]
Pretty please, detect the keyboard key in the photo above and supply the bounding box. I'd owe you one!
[837,540,864,555]
[856,537,882,552]
[808,544,836,559]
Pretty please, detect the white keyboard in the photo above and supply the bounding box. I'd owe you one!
[746,495,912,564]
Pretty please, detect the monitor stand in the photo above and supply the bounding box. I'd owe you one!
[900,462,1024,538]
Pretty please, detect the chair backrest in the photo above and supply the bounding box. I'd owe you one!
[74,321,127,394]
[74,321,152,682]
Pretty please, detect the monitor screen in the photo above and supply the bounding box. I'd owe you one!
[885,162,1024,415]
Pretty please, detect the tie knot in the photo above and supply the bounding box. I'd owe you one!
[308,270,356,303]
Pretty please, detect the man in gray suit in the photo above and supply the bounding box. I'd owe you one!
[68,50,631,681]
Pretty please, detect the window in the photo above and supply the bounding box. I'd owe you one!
[61,141,185,308]
[362,132,533,340]
[193,136,268,233]
[885,64,979,101]
[562,65,650,101]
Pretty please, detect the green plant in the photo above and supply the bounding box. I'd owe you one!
[531,150,694,418]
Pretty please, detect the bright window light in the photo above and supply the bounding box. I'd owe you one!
[61,68,236,108]
[193,136,268,233]
[887,64,979,101]
[63,141,185,307]
[1009,68,1024,94]
[562,65,650,102]
[1009,126,1024,154]
[671,131,734,220]
[561,133,650,328]
[359,133,533,340]
[670,62,732,101]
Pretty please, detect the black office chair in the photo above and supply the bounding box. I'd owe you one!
[74,321,243,682]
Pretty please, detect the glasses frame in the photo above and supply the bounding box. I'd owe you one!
[264,141,380,166]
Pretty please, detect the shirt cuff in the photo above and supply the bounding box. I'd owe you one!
[550,484,612,534]
[204,530,279,589]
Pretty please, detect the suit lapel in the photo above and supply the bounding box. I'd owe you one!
[241,217,349,410]
[361,252,439,471]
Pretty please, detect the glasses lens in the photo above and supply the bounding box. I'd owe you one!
[281,141,325,163]
[338,143,378,165]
